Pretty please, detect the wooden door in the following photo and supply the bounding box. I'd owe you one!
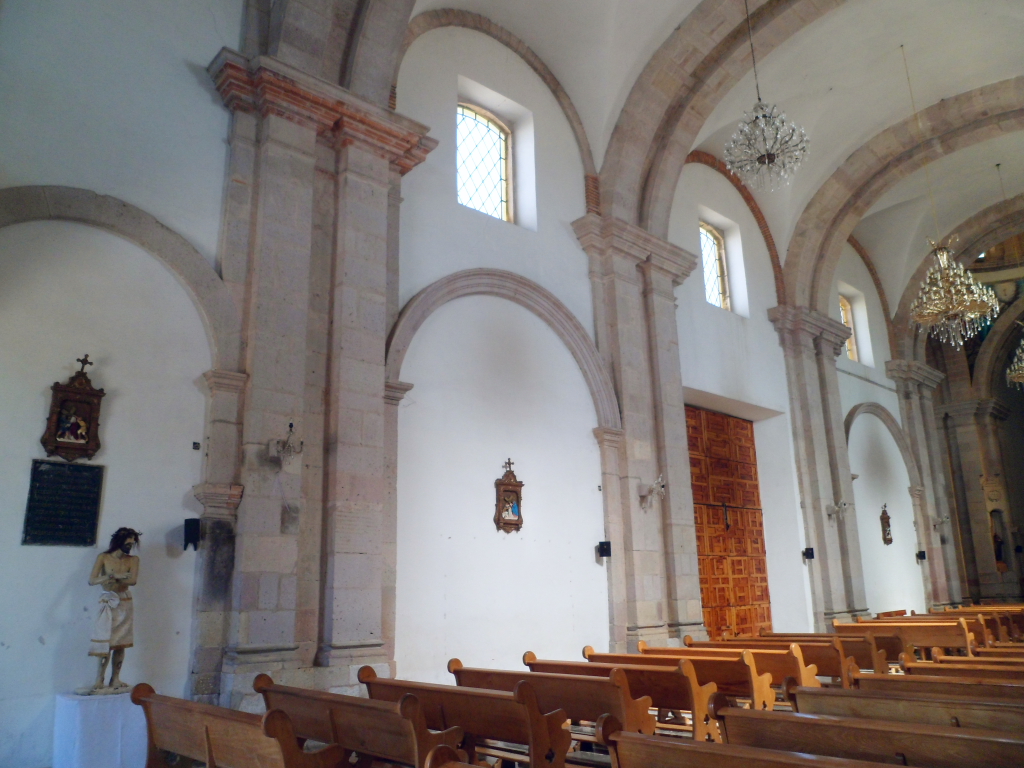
[687,405,771,639]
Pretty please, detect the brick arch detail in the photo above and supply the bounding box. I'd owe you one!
[784,76,1024,314]
[600,0,841,234]
[684,150,786,305]
[893,193,1024,361]
[386,268,621,430]
[844,401,922,490]
[396,9,599,212]
[0,185,242,371]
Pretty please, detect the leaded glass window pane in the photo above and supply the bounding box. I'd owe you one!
[699,222,730,310]
[456,105,510,221]
[839,295,859,361]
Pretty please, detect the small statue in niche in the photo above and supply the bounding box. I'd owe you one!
[879,504,893,546]
[494,458,524,533]
[81,527,141,694]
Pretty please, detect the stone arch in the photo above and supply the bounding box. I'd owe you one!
[0,186,242,371]
[973,294,1024,400]
[684,150,786,305]
[784,76,1024,314]
[600,0,840,234]
[386,269,621,430]
[396,9,599,211]
[893,193,1024,361]
[844,402,921,489]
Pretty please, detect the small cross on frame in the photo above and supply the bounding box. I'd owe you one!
[76,354,94,373]
[503,458,514,473]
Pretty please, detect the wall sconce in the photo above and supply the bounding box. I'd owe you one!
[826,501,848,523]
[597,541,612,558]
[639,475,665,511]
[801,547,815,560]
[916,550,927,562]
[269,422,303,461]
[184,518,201,551]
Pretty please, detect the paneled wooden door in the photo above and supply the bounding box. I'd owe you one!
[687,405,772,639]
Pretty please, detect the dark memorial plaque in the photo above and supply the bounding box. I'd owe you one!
[22,460,104,546]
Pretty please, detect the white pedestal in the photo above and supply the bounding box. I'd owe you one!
[53,692,147,768]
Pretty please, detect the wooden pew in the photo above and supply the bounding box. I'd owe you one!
[865,613,993,647]
[875,609,907,619]
[609,644,820,689]
[901,659,1024,681]
[581,648,777,711]
[131,683,341,768]
[446,658,656,735]
[851,670,1024,701]
[715,706,1024,767]
[522,653,720,743]
[357,667,571,768]
[835,619,975,657]
[976,646,1024,659]
[593,715,891,768]
[253,674,461,768]
[933,653,1024,666]
[790,685,1024,733]
[664,638,851,686]
[757,631,897,668]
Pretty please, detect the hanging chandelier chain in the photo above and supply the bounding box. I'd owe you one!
[900,44,941,240]
[744,0,762,102]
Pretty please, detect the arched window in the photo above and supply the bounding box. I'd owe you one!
[838,294,859,362]
[456,104,512,222]
[699,222,730,310]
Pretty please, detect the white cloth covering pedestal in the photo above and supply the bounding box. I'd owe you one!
[53,691,147,768]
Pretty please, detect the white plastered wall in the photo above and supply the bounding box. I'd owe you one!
[0,0,242,265]
[0,221,210,768]
[396,26,592,332]
[668,163,813,632]
[394,297,608,682]
[831,243,900,416]
[847,415,927,616]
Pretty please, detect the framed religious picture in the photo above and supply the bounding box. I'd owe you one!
[40,356,105,462]
[494,458,524,533]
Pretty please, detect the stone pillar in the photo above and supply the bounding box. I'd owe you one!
[573,215,705,647]
[976,399,1021,599]
[316,85,436,686]
[886,360,958,607]
[207,48,435,702]
[594,427,629,651]
[768,306,867,629]
[189,370,247,701]
[639,256,702,638]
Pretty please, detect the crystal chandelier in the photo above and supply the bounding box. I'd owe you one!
[1008,334,1024,389]
[910,243,1000,348]
[724,0,809,190]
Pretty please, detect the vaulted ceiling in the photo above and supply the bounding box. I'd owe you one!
[410,0,1024,320]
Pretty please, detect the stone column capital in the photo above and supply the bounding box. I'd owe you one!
[207,48,437,174]
[885,359,945,391]
[941,399,981,424]
[593,427,625,449]
[383,380,414,405]
[767,305,851,357]
[572,214,697,284]
[978,398,1011,422]
[193,482,244,520]
[203,369,249,394]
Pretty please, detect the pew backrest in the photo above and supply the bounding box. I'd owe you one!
[791,685,1024,733]
[357,667,570,768]
[131,684,341,768]
[522,653,719,742]
[254,674,461,768]
[447,659,655,735]
[675,639,844,684]
[625,644,818,689]
[595,715,895,768]
[901,659,1024,681]
[834,619,974,656]
[852,670,1024,700]
[716,706,1024,768]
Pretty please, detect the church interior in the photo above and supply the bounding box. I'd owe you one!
[3,1,1024,766]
